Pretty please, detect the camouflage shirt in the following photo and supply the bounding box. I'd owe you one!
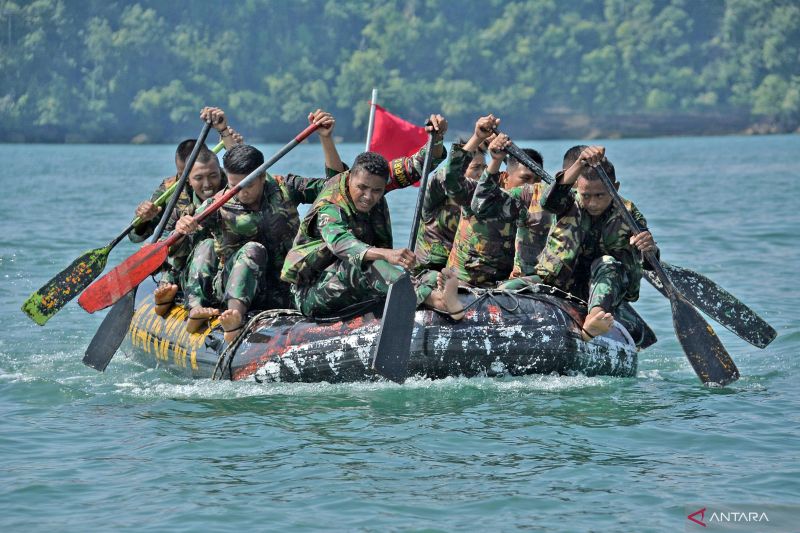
[446,171,542,287]
[186,173,328,306]
[413,143,474,271]
[470,170,553,278]
[537,177,648,302]
[129,175,194,243]
[282,144,445,286]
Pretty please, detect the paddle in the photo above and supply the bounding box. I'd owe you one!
[79,122,320,315]
[82,121,215,370]
[591,163,739,385]
[643,263,776,349]
[21,140,225,326]
[370,133,436,383]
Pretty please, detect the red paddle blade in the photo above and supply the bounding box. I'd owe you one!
[78,242,169,313]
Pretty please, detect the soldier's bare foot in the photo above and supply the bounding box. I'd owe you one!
[186,306,220,333]
[582,306,613,341]
[442,275,464,320]
[219,309,244,343]
[153,283,178,317]
[436,270,447,292]
[426,269,464,320]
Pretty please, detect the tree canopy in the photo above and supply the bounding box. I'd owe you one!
[1,0,797,142]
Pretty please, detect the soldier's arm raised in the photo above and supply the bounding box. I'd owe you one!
[283,173,330,205]
[310,109,346,175]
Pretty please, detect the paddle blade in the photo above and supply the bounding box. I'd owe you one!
[671,294,740,386]
[78,242,168,313]
[371,274,416,384]
[22,246,112,325]
[647,263,777,349]
[83,290,137,371]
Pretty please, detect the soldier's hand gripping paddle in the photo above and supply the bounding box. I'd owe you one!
[82,121,215,370]
[371,132,436,383]
[491,128,553,185]
[79,122,320,315]
[592,164,739,386]
[20,141,224,326]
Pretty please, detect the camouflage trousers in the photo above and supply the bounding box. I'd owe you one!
[159,262,185,287]
[499,255,629,312]
[183,238,267,309]
[160,238,196,287]
[293,259,439,318]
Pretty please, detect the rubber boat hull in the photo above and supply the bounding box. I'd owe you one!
[122,279,640,382]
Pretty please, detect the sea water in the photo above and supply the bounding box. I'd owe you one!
[0,135,798,531]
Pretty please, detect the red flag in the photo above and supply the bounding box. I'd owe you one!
[368,104,427,161]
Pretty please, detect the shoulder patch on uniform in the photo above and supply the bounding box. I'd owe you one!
[391,158,411,187]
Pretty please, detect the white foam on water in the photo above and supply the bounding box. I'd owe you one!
[0,368,33,383]
[104,371,614,402]
[638,369,665,380]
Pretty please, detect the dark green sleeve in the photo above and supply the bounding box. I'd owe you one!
[421,166,447,222]
[442,143,475,205]
[540,172,576,216]
[325,162,349,178]
[283,173,330,205]
[471,171,529,225]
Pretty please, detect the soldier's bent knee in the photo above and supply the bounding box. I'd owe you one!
[591,255,624,276]
[240,242,268,264]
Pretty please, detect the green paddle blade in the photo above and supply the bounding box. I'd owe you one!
[21,245,111,325]
[645,263,777,348]
[671,294,740,386]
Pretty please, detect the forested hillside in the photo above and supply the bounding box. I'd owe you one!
[1,0,798,142]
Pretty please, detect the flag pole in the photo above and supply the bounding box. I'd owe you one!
[365,88,378,151]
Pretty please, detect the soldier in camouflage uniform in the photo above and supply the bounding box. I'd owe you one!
[412,115,498,272]
[282,116,463,320]
[469,132,554,282]
[500,145,657,339]
[446,132,547,287]
[146,109,247,316]
[172,147,328,339]
[130,107,243,243]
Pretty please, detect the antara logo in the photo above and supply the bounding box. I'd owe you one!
[687,507,707,527]
[687,506,770,527]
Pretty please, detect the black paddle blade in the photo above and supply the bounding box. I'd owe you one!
[671,294,740,386]
[645,263,776,348]
[83,289,136,371]
[371,274,416,384]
